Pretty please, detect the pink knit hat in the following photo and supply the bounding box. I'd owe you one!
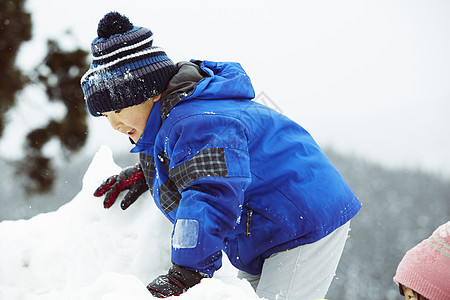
[393,221,450,300]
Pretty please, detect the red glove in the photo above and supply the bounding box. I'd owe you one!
[94,164,148,210]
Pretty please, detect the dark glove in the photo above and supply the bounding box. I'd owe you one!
[94,164,148,210]
[147,264,208,298]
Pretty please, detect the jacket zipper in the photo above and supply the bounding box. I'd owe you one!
[245,209,253,238]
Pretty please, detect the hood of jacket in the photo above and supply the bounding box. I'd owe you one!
[160,60,255,122]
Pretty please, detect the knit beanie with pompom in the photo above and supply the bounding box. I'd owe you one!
[81,12,177,116]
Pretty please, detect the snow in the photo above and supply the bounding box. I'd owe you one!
[0,146,263,300]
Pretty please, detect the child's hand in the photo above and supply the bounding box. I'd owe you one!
[94,164,148,210]
[147,264,208,298]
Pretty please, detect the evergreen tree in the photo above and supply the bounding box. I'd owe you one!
[0,0,89,193]
[0,0,31,136]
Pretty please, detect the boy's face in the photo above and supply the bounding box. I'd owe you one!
[102,95,161,143]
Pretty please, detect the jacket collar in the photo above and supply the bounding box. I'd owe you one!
[130,100,162,153]
[160,61,208,122]
[130,61,206,153]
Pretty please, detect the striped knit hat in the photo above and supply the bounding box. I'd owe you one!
[81,12,177,116]
[393,221,450,300]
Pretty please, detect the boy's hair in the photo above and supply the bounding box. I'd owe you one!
[80,12,177,117]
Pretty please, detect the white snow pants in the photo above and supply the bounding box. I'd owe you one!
[238,221,350,300]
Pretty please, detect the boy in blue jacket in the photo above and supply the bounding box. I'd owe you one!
[81,12,361,300]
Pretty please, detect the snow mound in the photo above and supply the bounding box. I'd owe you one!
[0,146,262,300]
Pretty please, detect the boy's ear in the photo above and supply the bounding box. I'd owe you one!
[152,94,161,102]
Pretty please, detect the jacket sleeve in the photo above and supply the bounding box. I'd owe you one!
[166,113,252,277]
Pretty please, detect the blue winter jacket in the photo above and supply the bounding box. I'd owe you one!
[131,60,361,276]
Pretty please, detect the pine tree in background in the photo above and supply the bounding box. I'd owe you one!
[20,39,89,193]
[0,0,89,193]
[0,0,31,137]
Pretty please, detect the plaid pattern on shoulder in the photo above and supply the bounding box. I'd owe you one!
[170,147,229,191]
[139,152,155,196]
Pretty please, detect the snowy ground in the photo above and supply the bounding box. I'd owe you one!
[0,146,263,300]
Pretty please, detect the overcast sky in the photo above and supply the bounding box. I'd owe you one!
[3,0,450,178]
